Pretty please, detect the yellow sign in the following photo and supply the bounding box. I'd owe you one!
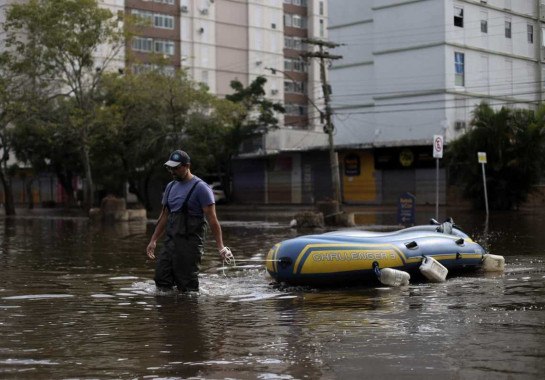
[478,152,487,164]
[399,149,414,167]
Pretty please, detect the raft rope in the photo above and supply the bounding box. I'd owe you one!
[219,248,288,276]
[220,247,236,276]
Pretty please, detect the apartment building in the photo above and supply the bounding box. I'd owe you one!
[120,0,333,204]
[328,0,545,204]
[123,0,327,150]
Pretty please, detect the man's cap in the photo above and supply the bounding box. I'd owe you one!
[164,150,190,167]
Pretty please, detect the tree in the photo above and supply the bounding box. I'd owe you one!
[221,76,285,194]
[97,69,241,210]
[0,52,19,215]
[3,0,124,210]
[226,76,285,148]
[447,102,545,210]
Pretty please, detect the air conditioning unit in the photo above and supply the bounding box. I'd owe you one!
[271,89,279,95]
[200,8,209,15]
[181,5,189,13]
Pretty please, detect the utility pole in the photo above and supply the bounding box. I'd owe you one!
[302,38,343,213]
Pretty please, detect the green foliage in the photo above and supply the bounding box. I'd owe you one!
[1,2,281,209]
[3,0,124,208]
[96,69,241,208]
[226,76,285,152]
[446,103,545,210]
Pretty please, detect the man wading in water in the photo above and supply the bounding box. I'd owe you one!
[146,150,232,292]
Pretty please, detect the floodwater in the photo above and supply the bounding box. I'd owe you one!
[0,207,544,379]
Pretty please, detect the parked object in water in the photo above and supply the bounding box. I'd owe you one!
[209,182,226,204]
[266,220,502,287]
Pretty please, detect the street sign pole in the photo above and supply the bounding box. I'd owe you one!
[433,135,444,220]
[478,152,489,216]
[436,158,439,220]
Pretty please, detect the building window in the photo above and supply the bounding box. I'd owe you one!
[528,24,534,43]
[284,0,307,5]
[285,36,305,50]
[284,13,307,29]
[454,121,467,132]
[284,80,306,94]
[132,63,175,76]
[154,39,175,55]
[319,1,324,15]
[480,12,488,33]
[132,37,153,52]
[505,20,512,38]
[454,52,465,87]
[454,6,464,28]
[284,58,307,72]
[319,19,324,37]
[132,37,175,55]
[481,20,487,33]
[144,0,175,4]
[286,103,308,116]
[132,10,174,30]
[154,14,174,29]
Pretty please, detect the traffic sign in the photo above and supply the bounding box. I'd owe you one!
[478,152,487,163]
[433,135,444,158]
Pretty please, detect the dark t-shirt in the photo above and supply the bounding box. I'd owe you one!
[162,176,215,216]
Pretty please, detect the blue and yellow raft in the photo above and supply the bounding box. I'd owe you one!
[266,223,486,286]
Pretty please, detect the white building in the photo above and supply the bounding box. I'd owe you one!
[327,0,545,204]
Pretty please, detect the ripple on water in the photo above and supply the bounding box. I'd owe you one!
[1,294,74,300]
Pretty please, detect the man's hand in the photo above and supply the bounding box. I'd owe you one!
[219,246,234,264]
[146,241,157,260]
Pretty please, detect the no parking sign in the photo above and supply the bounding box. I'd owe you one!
[433,135,444,158]
[433,134,444,220]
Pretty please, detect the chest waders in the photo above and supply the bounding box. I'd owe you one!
[154,180,208,292]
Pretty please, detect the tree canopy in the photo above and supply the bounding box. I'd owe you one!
[447,103,545,210]
[3,0,124,209]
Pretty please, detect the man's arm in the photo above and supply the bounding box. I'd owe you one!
[203,204,226,257]
[146,206,169,260]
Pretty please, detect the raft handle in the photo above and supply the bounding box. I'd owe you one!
[455,238,464,246]
[278,257,292,269]
[373,262,381,278]
[405,241,418,249]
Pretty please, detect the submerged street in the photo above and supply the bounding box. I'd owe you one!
[0,207,544,379]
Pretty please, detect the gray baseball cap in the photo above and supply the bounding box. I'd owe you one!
[164,150,190,167]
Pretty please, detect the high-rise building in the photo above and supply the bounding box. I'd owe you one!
[120,0,332,204]
[121,0,329,154]
[328,0,545,204]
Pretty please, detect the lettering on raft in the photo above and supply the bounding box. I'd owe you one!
[311,251,396,262]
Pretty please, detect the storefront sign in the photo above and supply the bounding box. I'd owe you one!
[344,154,361,176]
[397,192,416,226]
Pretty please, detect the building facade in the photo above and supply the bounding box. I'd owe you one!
[121,0,332,204]
[328,0,545,204]
[1,0,333,207]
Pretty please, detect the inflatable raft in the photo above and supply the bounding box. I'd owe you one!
[266,220,502,287]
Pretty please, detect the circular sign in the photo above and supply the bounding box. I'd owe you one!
[399,149,414,167]
[433,135,444,158]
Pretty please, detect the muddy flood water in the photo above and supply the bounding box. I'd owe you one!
[1,206,544,379]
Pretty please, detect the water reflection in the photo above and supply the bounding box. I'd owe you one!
[0,209,544,379]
